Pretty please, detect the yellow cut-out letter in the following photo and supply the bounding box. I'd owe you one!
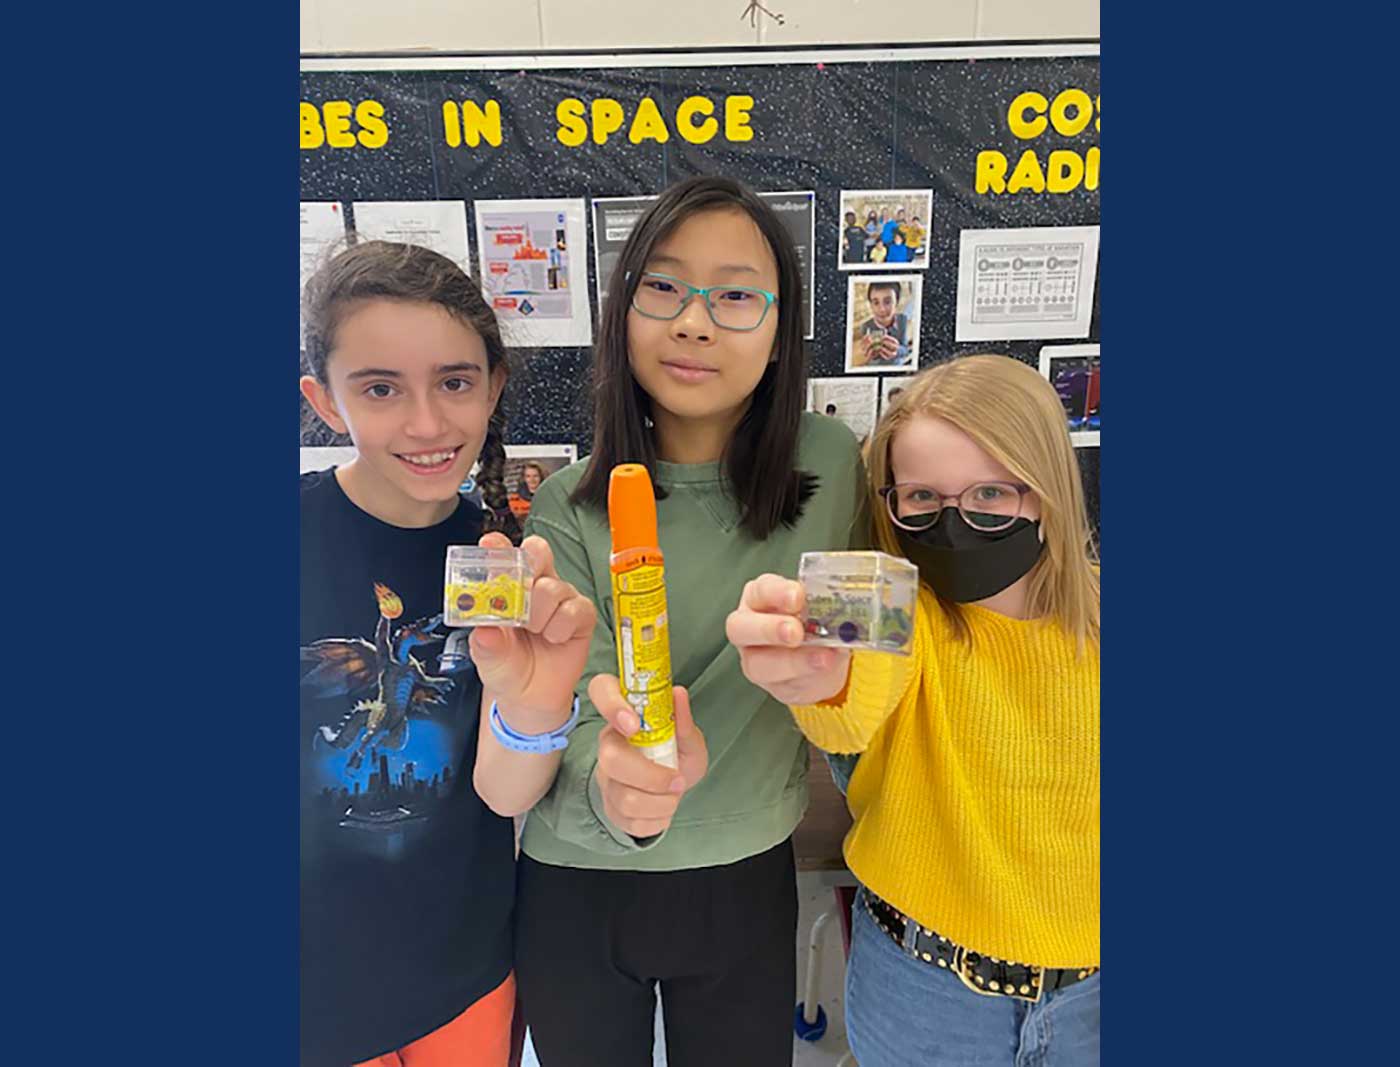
[591,98,625,145]
[725,95,755,142]
[1006,150,1047,194]
[300,103,325,149]
[323,101,355,149]
[976,151,1009,194]
[1008,92,1049,139]
[442,101,462,148]
[1050,89,1094,137]
[1046,150,1084,193]
[629,97,671,144]
[556,98,587,147]
[356,100,388,148]
[677,96,718,144]
[461,100,502,148]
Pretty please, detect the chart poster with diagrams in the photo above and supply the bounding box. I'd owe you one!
[956,226,1099,342]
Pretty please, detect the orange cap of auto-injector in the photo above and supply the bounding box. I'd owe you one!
[608,464,659,556]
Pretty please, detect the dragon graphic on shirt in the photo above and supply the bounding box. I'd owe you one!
[300,583,465,772]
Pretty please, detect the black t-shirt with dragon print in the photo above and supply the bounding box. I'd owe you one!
[300,470,513,1067]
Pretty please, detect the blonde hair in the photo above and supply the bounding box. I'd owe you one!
[868,354,1100,648]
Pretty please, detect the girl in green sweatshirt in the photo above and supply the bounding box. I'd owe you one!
[496,176,863,1067]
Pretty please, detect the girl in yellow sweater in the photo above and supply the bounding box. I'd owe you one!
[726,354,1100,1066]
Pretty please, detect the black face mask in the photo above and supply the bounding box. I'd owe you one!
[894,509,1045,603]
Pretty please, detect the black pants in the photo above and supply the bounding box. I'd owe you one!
[515,839,798,1067]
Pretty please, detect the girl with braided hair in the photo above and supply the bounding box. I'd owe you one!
[298,240,593,1067]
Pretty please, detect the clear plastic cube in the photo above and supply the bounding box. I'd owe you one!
[443,546,533,628]
[798,550,917,656]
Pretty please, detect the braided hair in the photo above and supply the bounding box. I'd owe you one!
[475,403,521,542]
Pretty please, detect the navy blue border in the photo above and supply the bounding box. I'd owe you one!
[1112,9,1379,1063]
[11,7,296,1063]
[17,12,1377,1063]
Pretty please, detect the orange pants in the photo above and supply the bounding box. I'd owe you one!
[354,973,518,1067]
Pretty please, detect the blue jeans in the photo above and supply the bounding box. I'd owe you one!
[846,888,1100,1067]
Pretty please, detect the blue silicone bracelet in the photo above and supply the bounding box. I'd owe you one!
[489,696,580,754]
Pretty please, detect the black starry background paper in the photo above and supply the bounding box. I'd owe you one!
[301,50,1099,541]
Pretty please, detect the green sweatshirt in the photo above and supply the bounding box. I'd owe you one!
[521,413,866,871]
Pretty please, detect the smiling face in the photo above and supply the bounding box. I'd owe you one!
[300,298,503,527]
[868,285,899,328]
[625,206,780,437]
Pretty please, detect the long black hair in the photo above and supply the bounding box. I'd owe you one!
[570,176,815,539]
[301,240,522,543]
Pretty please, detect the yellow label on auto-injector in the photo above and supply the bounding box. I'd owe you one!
[612,560,676,750]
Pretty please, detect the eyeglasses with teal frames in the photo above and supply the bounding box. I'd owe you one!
[626,270,778,332]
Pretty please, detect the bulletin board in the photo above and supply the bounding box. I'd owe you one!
[300,41,1100,536]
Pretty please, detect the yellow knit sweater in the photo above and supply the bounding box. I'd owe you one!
[791,587,1100,968]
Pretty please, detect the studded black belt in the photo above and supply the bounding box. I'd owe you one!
[864,890,1098,1003]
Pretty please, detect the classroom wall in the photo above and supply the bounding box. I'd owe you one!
[300,0,1099,54]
